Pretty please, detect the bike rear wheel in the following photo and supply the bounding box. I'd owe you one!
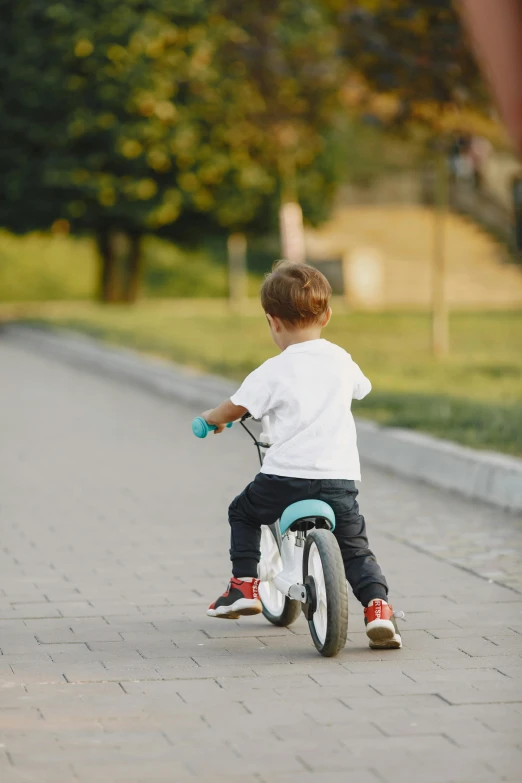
[259,525,301,627]
[303,529,348,656]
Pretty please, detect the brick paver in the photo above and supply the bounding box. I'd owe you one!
[1,337,522,783]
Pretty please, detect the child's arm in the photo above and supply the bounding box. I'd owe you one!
[352,362,372,401]
[201,400,248,434]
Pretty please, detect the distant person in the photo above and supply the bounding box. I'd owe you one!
[199,261,402,649]
[470,135,492,188]
[459,0,522,157]
[449,133,473,181]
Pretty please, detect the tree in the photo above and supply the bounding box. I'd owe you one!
[0,1,346,302]
[338,1,489,355]
[214,0,344,261]
[339,1,486,122]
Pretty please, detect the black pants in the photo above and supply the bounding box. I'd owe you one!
[228,474,388,608]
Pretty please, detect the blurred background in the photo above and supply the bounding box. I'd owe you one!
[1,0,521,456]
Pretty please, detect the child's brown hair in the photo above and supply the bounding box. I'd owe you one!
[261,260,332,327]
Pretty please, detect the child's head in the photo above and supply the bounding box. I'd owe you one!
[261,261,332,348]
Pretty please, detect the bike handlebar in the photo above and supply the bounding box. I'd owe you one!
[191,417,233,439]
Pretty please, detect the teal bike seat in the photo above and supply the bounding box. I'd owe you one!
[279,499,336,536]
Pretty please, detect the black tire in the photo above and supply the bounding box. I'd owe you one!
[303,529,348,657]
[259,524,301,627]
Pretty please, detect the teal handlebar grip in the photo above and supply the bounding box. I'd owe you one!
[192,417,233,438]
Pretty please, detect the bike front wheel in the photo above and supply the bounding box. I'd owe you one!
[258,525,301,627]
[303,529,348,657]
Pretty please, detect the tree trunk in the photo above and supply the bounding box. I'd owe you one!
[122,234,142,304]
[96,229,119,303]
[227,233,248,312]
[431,153,449,357]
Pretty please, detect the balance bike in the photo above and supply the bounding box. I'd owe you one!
[192,414,348,657]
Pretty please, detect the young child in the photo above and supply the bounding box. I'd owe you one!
[201,261,401,649]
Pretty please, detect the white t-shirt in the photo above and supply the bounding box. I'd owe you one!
[230,339,371,481]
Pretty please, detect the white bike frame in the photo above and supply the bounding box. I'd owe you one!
[273,532,307,602]
[258,416,308,604]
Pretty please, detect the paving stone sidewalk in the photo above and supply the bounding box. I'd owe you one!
[1,336,522,783]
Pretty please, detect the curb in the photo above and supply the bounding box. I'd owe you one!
[5,324,522,513]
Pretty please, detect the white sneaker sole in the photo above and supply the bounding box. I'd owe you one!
[366,618,402,649]
[369,632,402,649]
[207,598,262,620]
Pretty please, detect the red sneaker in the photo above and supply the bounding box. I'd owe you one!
[207,577,262,619]
[364,600,402,649]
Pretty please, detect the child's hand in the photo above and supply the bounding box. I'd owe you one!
[201,400,247,434]
[201,409,227,435]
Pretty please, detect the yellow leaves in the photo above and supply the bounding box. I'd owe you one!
[187,25,206,44]
[51,219,70,235]
[295,145,317,167]
[227,25,250,44]
[98,187,116,207]
[178,172,199,193]
[274,123,299,150]
[74,39,93,58]
[225,121,260,150]
[146,39,164,59]
[98,113,116,129]
[107,44,127,63]
[354,0,383,11]
[164,187,182,205]
[171,126,200,155]
[129,32,147,56]
[177,155,196,171]
[121,140,143,159]
[198,162,227,186]
[141,27,185,59]
[192,188,214,211]
[162,27,180,47]
[176,172,216,210]
[237,164,273,192]
[147,148,171,172]
[413,103,506,144]
[189,42,213,75]
[147,189,182,227]
[135,179,157,200]
[118,177,158,202]
[148,202,180,227]
[154,101,177,123]
[135,94,177,122]
[137,94,155,117]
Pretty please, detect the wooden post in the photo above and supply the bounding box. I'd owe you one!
[278,153,305,264]
[228,233,247,312]
[279,201,306,264]
[431,153,449,357]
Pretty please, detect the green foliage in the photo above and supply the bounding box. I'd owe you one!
[354,391,522,456]
[14,304,522,455]
[0,231,259,301]
[0,0,344,241]
[142,237,229,297]
[0,230,95,301]
[340,1,487,122]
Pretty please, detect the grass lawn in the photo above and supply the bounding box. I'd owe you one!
[6,299,522,456]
